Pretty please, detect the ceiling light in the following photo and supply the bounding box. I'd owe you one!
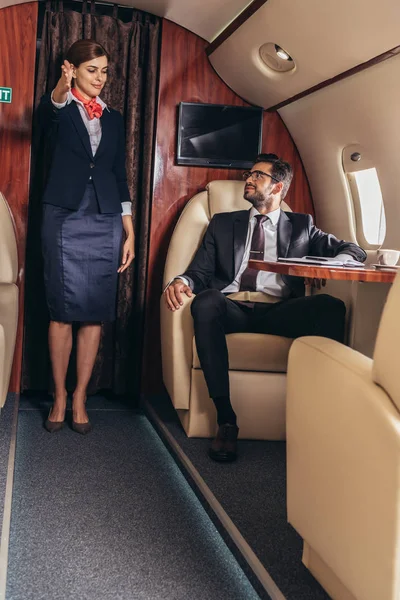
[259,43,296,73]
[275,45,292,61]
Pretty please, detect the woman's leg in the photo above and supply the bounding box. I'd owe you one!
[48,321,73,421]
[73,323,102,423]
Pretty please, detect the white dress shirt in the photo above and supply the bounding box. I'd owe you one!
[222,206,289,298]
[178,207,289,298]
[51,90,132,216]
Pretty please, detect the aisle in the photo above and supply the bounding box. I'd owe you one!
[4,396,260,600]
[147,394,330,600]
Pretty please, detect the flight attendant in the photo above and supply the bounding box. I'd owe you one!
[39,40,134,434]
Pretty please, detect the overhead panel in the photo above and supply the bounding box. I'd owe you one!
[0,0,251,42]
[208,0,400,109]
[109,0,251,43]
[278,55,400,247]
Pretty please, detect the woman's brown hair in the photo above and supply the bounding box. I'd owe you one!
[65,39,109,67]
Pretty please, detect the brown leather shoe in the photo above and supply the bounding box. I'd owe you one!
[209,424,239,462]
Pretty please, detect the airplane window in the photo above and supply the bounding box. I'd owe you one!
[347,167,386,247]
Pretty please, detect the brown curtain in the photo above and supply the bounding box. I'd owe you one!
[22,1,160,402]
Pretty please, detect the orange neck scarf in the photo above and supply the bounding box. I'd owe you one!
[71,87,103,120]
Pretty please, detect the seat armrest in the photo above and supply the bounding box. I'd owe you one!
[160,293,195,410]
[287,336,400,600]
[0,283,18,407]
[289,335,372,379]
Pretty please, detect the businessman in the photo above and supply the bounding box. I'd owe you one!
[164,153,367,462]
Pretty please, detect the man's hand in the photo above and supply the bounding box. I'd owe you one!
[304,278,326,290]
[164,279,192,311]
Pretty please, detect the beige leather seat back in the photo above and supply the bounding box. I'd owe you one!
[373,273,400,411]
[0,192,18,284]
[287,271,400,600]
[0,192,19,408]
[163,179,290,286]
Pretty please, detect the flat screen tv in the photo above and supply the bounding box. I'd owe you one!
[177,102,263,168]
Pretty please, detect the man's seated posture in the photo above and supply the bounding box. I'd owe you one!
[164,154,367,462]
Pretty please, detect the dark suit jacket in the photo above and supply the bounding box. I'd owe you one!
[38,94,130,213]
[180,209,367,298]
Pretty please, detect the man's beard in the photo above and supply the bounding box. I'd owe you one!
[244,187,274,210]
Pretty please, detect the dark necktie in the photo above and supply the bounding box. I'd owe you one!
[239,214,268,291]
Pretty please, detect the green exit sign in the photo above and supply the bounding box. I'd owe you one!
[0,87,12,103]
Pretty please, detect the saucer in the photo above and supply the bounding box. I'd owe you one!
[372,263,400,270]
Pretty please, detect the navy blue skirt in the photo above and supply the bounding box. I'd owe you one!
[42,182,123,322]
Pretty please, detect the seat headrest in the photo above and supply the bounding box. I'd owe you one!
[0,193,18,284]
[373,273,400,412]
[206,180,291,216]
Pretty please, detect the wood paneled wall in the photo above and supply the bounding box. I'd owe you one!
[141,19,314,393]
[0,2,38,392]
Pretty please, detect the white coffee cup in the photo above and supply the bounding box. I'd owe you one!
[377,249,400,266]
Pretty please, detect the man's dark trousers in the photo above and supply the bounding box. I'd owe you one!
[191,289,346,399]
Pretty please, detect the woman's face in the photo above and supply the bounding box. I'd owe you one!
[73,55,108,99]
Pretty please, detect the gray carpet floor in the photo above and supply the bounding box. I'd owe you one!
[148,394,330,600]
[6,395,261,600]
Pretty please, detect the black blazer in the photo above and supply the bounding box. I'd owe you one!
[38,94,131,213]
[180,209,367,298]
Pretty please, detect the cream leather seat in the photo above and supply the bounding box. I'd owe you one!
[160,180,293,439]
[286,272,400,600]
[0,192,19,409]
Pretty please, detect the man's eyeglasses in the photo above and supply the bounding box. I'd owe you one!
[242,170,281,183]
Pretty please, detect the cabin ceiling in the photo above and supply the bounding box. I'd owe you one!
[0,0,252,42]
[1,0,399,109]
[209,0,400,109]
[122,0,252,42]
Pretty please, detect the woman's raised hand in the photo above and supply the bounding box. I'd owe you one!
[53,60,74,103]
[60,60,74,91]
